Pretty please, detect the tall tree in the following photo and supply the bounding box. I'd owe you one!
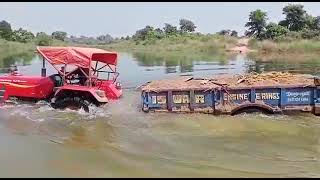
[305,14,316,30]
[163,23,178,35]
[11,28,35,43]
[0,20,12,40]
[35,32,52,46]
[218,29,231,36]
[245,9,268,39]
[51,31,67,41]
[281,4,307,31]
[230,30,238,37]
[179,19,196,33]
[36,32,48,37]
[134,25,154,40]
[97,34,113,44]
[314,16,320,30]
[304,15,320,30]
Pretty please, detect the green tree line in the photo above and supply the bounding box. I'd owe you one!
[0,20,116,46]
[245,4,320,41]
[0,21,68,45]
[131,19,198,41]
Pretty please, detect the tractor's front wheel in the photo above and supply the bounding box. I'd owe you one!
[51,96,92,112]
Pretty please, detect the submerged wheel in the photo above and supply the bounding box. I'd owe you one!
[231,107,273,115]
[51,96,92,112]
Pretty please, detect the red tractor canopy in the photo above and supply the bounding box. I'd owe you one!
[36,46,120,89]
[36,46,118,68]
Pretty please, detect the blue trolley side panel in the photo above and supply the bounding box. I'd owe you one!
[142,85,320,114]
[281,87,314,106]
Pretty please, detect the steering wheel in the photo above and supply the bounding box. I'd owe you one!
[51,74,63,87]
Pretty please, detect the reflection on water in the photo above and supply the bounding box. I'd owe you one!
[246,54,320,76]
[132,51,233,74]
[1,50,320,177]
[0,52,34,73]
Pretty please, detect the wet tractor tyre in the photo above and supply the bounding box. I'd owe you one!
[51,96,91,112]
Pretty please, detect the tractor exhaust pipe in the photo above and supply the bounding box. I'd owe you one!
[41,57,46,77]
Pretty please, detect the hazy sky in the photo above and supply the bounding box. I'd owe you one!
[1,2,320,38]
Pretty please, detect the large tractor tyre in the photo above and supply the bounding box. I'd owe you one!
[51,96,92,112]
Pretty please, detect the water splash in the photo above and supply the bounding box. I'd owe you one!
[55,104,112,120]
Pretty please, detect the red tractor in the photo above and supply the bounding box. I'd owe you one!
[0,46,122,112]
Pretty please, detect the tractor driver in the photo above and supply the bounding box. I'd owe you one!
[70,67,88,85]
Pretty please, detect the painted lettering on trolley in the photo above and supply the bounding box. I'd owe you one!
[256,93,279,100]
[223,92,280,101]
[286,91,310,102]
[223,93,249,101]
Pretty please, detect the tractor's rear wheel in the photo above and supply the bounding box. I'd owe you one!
[51,96,92,112]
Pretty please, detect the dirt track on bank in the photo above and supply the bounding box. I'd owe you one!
[227,38,256,54]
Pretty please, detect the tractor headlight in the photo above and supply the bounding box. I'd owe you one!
[96,90,106,98]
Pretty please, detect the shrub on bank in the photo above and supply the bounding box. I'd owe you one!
[250,38,320,55]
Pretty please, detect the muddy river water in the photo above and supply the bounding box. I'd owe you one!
[1,52,320,177]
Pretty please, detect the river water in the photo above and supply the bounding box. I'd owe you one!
[1,51,320,177]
